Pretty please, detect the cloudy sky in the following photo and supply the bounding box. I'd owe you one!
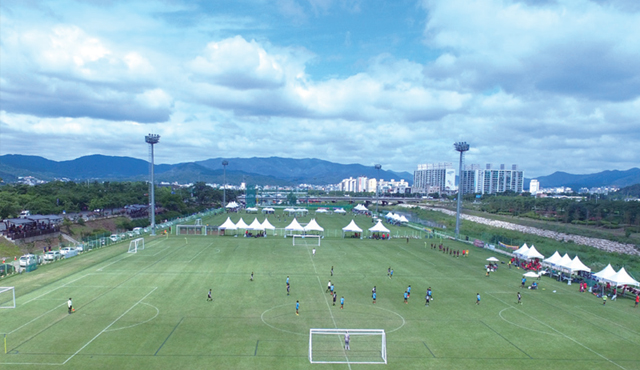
[1,0,639,178]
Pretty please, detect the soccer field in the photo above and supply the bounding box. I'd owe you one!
[1,212,639,370]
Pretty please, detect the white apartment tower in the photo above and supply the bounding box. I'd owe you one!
[461,164,524,194]
[413,163,456,194]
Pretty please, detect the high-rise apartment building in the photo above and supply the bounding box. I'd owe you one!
[413,163,456,194]
[461,164,524,194]
[529,179,540,194]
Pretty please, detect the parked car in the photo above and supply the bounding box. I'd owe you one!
[109,234,119,242]
[19,254,37,267]
[75,244,85,252]
[44,251,62,261]
[133,227,142,235]
[60,247,78,258]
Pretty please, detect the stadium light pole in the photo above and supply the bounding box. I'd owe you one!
[454,142,470,240]
[375,164,382,215]
[222,160,228,208]
[145,134,160,236]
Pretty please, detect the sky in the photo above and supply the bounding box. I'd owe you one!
[1,0,639,178]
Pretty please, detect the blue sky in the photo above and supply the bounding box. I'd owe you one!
[1,0,639,178]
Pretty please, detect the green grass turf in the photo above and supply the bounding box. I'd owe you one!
[1,211,639,370]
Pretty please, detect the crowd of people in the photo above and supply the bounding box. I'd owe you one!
[2,220,60,240]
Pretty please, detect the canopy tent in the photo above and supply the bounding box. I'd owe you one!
[283,208,296,213]
[217,217,238,235]
[385,212,394,218]
[246,207,259,213]
[304,219,324,235]
[353,204,368,211]
[543,251,562,266]
[556,254,573,271]
[226,201,239,209]
[565,256,591,274]
[334,208,347,214]
[513,243,530,258]
[368,220,390,234]
[602,267,640,287]
[523,271,539,278]
[284,218,305,236]
[261,207,275,214]
[522,245,544,260]
[247,218,265,231]
[316,208,330,214]
[342,220,363,238]
[261,218,276,235]
[593,264,617,281]
[486,257,500,262]
[235,218,249,230]
[398,215,409,223]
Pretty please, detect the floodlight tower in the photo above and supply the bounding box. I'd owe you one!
[222,160,228,208]
[375,164,382,215]
[454,142,469,240]
[145,134,160,236]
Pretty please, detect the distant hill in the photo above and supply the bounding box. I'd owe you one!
[0,154,413,186]
[532,168,640,189]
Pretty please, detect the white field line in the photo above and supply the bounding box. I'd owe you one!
[62,287,158,365]
[7,303,67,334]
[22,274,91,305]
[97,254,132,272]
[489,293,628,370]
[187,242,214,263]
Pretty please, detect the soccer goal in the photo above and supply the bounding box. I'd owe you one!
[175,225,206,235]
[309,329,386,364]
[293,234,321,247]
[0,287,16,309]
[128,238,145,253]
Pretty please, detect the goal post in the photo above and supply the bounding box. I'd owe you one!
[293,234,321,247]
[309,329,387,364]
[128,238,145,253]
[175,225,206,235]
[0,287,16,309]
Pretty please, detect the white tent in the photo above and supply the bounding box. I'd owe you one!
[385,212,394,218]
[369,220,390,234]
[354,204,368,211]
[593,264,617,281]
[556,253,573,271]
[247,218,265,231]
[523,245,544,260]
[226,201,239,209]
[543,251,562,266]
[283,208,296,213]
[217,217,238,235]
[316,208,330,214]
[304,218,324,235]
[342,220,363,238]
[261,207,275,214]
[284,218,305,236]
[261,218,276,235]
[565,256,591,273]
[334,208,347,214]
[514,243,529,258]
[235,218,249,230]
[603,267,640,287]
[399,215,409,223]
[246,207,259,213]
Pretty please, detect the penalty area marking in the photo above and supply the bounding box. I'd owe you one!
[105,303,160,332]
[62,287,158,365]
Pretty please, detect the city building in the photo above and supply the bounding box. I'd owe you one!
[530,179,540,194]
[413,163,455,194]
[460,164,524,195]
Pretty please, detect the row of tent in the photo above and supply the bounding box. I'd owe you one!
[513,243,639,286]
[384,212,409,223]
[217,217,393,238]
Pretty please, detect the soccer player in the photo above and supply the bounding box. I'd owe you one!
[312,248,316,256]
[344,332,350,350]
[603,295,607,305]
[333,292,337,306]
[425,293,430,306]
[68,298,73,314]
[250,272,254,281]
[296,301,299,315]
[635,294,639,308]
[330,283,335,295]
[517,292,521,305]
[287,284,290,295]
[372,292,376,304]
[476,293,481,305]
[390,269,394,279]
[327,280,332,293]
[404,291,408,304]
[407,285,411,298]
[340,296,345,309]
[286,276,290,286]
[427,287,432,302]
[372,286,376,295]
[331,266,334,276]
[387,267,390,276]
[207,289,212,301]
[521,277,526,288]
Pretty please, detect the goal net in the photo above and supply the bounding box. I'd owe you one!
[0,287,16,309]
[293,234,321,246]
[176,225,205,235]
[128,238,145,253]
[309,329,386,364]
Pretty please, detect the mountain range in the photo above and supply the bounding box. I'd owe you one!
[0,154,413,186]
[0,154,638,189]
